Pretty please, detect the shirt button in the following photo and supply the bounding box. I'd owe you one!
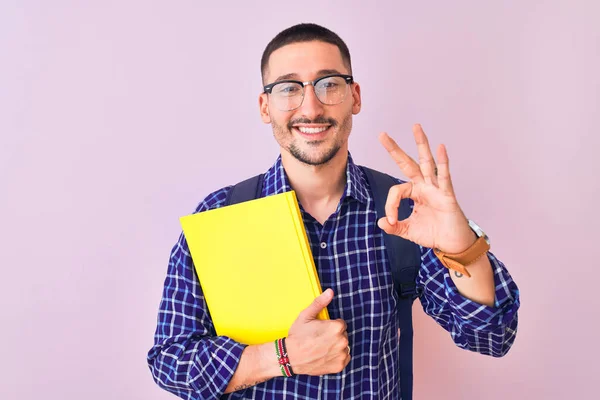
[320,242,327,249]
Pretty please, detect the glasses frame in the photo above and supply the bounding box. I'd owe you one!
[263,74,354,111]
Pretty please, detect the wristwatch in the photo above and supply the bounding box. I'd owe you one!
[432,219,490,278]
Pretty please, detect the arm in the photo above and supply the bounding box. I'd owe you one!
[146,231,249,400]
[374,125,520,356]
[446,235,496,307]
[223,288,351,392]
[223,344,280,393]
[147,226,350,399]
[417,246,520,357]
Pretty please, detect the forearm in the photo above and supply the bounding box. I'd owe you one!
[224,342,281,394]
[448,251,495,307]
[419,247,520,356]
[148,334,247,399]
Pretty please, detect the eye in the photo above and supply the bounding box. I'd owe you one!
[317,77,343,91]
[274,83,301,95]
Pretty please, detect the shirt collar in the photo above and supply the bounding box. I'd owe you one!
[261,152,370,205]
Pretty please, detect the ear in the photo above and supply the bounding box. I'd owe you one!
[259,93,271,124]
[351,83,362,115]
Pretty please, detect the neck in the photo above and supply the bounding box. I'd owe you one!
[280,148,348,210]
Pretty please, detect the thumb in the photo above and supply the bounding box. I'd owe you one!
[299,288,333,321]
[377,217,409,238]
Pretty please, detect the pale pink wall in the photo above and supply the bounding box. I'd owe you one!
[1,1,598,399]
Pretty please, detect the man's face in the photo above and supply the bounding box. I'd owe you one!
[259,41,361,166]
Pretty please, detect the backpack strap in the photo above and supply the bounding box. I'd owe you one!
[361,166,421,400]
[225,174,265,206]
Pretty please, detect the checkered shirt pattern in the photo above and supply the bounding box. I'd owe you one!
[147,154,520,400]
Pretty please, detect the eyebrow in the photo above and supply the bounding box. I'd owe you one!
[273,69,344,83]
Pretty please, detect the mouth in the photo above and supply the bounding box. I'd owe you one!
[292,125,332,140]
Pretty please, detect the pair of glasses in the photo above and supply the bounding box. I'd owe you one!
[263,74,354,111]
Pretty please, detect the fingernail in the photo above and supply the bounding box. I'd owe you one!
[387,216,396,225]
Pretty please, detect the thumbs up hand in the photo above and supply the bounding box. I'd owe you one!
[285,289,351,376]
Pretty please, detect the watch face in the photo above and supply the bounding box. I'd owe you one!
[468,219,490,244]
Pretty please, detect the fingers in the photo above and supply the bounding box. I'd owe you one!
[413,124,439,187]
[343,352,351,368]
[436,144,455,196]
[377,215,410,238]
[378,132,424,184]
[300,289,334,321]
[341,334,351,369]
[337,332,351,370]
[376,182,413,238]
[339,331,349,348]
[335,349,351,372]
[334,319,347,334]
[383,183,413,225]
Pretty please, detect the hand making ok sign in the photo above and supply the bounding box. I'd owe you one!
[377,124,477,254]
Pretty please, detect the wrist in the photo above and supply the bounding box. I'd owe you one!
[450,218,490,255]
[436,230,477,254]
[274,338,295,377]
[453,229,478,254]
[257,342,284,379]
[282,335,303,375]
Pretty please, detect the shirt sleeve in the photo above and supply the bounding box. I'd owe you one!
[147,189,246,400]
[416,246,520,357]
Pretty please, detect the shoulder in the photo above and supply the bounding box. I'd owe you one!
[191,185,233,214]
[190,169,270,214]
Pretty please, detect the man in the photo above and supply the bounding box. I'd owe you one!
[147,23,520,400]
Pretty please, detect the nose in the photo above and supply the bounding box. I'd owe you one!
[297,84,324,120]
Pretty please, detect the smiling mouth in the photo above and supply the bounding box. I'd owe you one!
[294,125,331,135]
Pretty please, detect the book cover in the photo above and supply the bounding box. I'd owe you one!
[180,190,329,345]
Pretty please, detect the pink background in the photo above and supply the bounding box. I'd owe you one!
[2,1,598,399]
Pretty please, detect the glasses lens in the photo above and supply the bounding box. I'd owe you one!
[271,82,304,111]
[315,76,348,105]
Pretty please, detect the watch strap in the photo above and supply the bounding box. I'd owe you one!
[433,236,491,278]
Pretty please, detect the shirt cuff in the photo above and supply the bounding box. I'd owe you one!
[189,336,247,396]
[443,252,520,329]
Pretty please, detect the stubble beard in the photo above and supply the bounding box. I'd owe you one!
[272,113,353,167]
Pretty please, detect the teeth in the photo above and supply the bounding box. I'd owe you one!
[297,126,328,134]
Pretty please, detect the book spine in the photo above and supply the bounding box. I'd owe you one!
[286,192,330,321]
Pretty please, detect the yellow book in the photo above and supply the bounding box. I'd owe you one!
[180,190,329,345]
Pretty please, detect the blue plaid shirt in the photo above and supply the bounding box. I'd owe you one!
[147,154,520,399]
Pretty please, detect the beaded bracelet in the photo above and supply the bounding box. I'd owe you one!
[274,338,295,377]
